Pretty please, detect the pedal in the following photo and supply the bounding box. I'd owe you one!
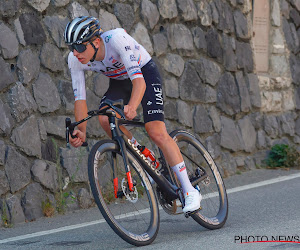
[184,207,202,218]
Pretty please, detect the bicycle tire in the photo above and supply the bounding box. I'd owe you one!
[170,130,228,229]
[88,140,160,246]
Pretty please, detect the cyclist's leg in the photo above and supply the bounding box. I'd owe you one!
[98,78,134,139]
[141,60,201,212]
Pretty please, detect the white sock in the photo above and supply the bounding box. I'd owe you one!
[130,136,140,147]
[172,162,195,194]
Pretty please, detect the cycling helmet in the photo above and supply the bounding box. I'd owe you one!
[64,16,102,45]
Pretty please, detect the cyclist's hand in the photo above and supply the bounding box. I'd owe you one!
[124,105,137,120]
[69,130,86,148]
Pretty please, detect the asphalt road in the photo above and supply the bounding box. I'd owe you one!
[1,168,300,250]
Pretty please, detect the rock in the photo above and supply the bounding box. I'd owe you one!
[0,56,15,91]
[220,116,244,152]
[164,75,179,98]
[282,18,299,54]
[0,99,14,136]
[208,106,221,132]
[214,0,235,34]
[114,3,135,32]
[165,99,177,120]
[60,147,89,183]
[38,118,47,141]
[33,73,61,113]
[236,41,254,72]
[93,73,109,98]
[191,27,206,51]
[167,23,194,53]
[44,15,70,48]
[196,0,212,26]
[7,82,37,122]
[0,22,19,59]
[245,73,261,108]
[158,0,178,19]
[235,71,251,113]
[264,115,279,139]
[206,28,223,63]
[6,195,25,224]
[162,53,185,77]
[99,9,121,32]
[17,49,40,85]
[194,105,213,134]
[205,133,221,159]
[0,170,9,196]
[19,13,46,45]
[68,1,89,19]
[221,152,237,176]
[51,0,70,7]
[131,23,153,55]
[21,183,47,221]
[245,156,256,170]
[31,160,59,192]
[141,0,160,29]
[238,116,256,152]
[177,100,193,127]
[192,57,222,86]
[0,0,22,17]
[0,140,6,166]
[86,89,106,138]
[27,0,50,12]
[40,43,65,72]
[179,62,204,102]
[78,188,93,209]
[43,116,69,139]
[5,147,31,193]
[222,34,237,71]
[289,54,300,85]
[177,0,197,21]
[233,10,251,39]
[277,113,295,136]
[153,33,168,57]
[217,72,241,115]
[58,80,75,114]
[11,115,42,158]
[271,0,281,27]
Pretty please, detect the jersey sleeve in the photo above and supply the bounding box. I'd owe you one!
[109,32,144,81]
[68,52,86,101]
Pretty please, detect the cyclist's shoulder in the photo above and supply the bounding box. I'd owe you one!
[102,28,131,45]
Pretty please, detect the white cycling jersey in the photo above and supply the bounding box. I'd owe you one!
[68,28,152,101]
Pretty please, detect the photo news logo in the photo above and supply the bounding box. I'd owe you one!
[234,235,300,244]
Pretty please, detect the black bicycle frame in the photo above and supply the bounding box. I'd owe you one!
[65,99,206,203]
[109,111,179,201]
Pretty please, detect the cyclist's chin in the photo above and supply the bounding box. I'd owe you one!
[78,58,89,64]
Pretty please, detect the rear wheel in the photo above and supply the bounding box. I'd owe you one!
[170,130,228,229]
[88,140,160,246]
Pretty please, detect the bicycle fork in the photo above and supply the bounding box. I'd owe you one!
[109,115,135,194]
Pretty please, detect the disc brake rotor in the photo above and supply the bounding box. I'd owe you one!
[121,178,138,203]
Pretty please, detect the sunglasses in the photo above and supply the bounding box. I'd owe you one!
[68,41,91,53]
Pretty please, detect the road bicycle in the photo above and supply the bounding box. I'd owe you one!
[65,99,228,246]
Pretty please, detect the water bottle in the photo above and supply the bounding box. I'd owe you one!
[138,146,160,169]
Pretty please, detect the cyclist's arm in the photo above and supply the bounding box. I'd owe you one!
[74,100,88,134]
[68,52,88,145]
[128,77,146,111]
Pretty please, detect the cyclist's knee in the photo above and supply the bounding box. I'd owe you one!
[98,115,110,135]
[148,130,170,148]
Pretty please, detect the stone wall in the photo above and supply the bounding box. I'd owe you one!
[0,0,299,226]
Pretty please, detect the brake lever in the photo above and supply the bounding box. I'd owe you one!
[65,117,88,147]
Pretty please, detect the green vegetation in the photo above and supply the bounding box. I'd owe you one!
[1,201,12,228]
[41,198,55,217]
[265,144,300,168]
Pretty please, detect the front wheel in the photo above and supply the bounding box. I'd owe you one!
[88,140,160,246]
[170,130,228,230]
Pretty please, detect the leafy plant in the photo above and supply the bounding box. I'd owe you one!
[265,144,300,168]
[42,198,55,217]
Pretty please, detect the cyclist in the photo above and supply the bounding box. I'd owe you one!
[64,16,201,213]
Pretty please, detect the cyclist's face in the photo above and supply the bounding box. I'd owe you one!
[72,38,101,64]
